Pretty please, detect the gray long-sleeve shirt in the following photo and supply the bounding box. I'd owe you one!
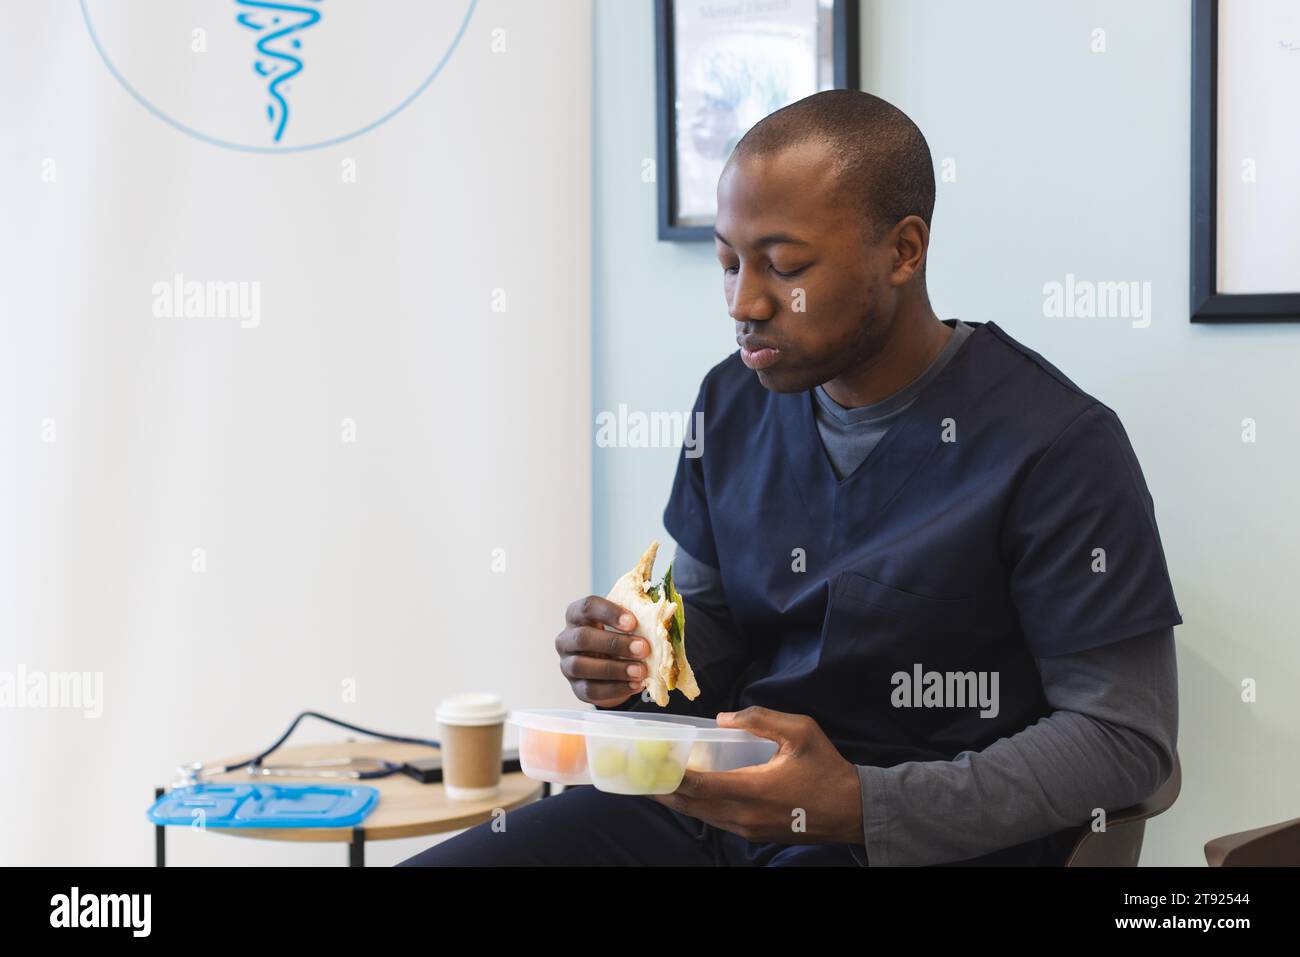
[608,318,1179,865]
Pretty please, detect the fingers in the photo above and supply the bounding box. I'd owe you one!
[555,625,649,662]
[571,678,644,707]
[672,767,759,802]
[558,596,648,708]
[565,595,637,632]
[561,651,648,685]
[718,708,820,759]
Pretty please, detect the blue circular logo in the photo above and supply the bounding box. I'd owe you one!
[81,0,477,153]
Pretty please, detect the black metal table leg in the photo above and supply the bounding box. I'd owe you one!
[154,787,166,867]
[349,827,365,867]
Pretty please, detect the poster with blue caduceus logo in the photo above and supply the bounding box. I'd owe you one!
[80,0,476,152]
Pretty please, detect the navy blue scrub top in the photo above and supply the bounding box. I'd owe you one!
[663,320,1183,770]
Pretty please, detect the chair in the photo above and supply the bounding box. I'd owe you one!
[1205,815,1300,866]
[1063,751,1182,866]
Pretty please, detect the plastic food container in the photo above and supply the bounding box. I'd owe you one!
[582,715,697,794]
[514,709,594,786]
[509,709,779,795]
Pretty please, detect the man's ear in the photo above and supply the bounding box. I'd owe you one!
[889,215,930,285]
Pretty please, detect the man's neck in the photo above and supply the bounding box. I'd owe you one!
[820,311,952,409]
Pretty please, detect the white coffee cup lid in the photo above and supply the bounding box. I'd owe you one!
[437,693,507,726]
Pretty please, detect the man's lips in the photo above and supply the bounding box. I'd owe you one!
[738,338,781,370]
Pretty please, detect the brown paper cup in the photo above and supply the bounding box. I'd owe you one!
[436,693,506,801]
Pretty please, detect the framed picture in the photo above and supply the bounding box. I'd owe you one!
[655,0,861,241]
[1191,0,1300,322]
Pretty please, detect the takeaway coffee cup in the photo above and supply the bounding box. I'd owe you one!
[436,693,507,800]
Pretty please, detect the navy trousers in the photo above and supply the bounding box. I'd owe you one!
[396,783,862,866]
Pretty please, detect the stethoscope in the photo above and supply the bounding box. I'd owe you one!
[173,710,441,788]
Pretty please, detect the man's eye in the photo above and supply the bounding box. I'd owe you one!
[721,264,739,275]
[772,265,808,279]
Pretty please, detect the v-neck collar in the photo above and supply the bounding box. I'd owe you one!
[777,320,990,528]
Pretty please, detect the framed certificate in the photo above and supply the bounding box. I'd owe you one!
[655,0,860,241]
[1191,0,1300,322]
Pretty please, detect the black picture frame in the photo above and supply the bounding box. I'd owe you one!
[1190,0,1300,323]
[655,0,861,242]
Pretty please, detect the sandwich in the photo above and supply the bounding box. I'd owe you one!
[605,540,700,707]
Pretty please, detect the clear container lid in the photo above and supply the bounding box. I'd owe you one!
[581,714,697,741]
[509,708,761,743]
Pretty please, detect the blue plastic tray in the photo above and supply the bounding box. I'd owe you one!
[147,783,380,828]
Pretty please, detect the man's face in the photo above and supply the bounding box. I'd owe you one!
[715,141,896,393]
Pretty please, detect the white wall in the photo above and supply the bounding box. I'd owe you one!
[1,0,593,866]
[592,0,1299,866]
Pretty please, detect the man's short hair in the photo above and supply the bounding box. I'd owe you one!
[731,89,936,247]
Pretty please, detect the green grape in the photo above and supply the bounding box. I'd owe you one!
[635,739,672,762]
[592,745,627,778]
[655,758,685,792]
[625,753,658,791]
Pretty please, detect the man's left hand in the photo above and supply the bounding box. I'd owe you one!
[651,706,865,845]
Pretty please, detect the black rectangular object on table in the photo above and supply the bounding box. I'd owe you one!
[400,747,521,784]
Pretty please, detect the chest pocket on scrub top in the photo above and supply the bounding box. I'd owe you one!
[815,571,987,762]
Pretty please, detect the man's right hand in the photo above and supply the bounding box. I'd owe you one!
[556,596,650,708]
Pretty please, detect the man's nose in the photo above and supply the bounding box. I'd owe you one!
[727,267,775,322]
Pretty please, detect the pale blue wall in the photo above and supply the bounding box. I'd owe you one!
[592,0,1300,866]
[591,1,737,589]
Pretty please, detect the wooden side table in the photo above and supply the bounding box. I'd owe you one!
[152,740,545,866]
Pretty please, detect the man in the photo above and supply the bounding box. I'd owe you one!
[400,90,1180,867]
